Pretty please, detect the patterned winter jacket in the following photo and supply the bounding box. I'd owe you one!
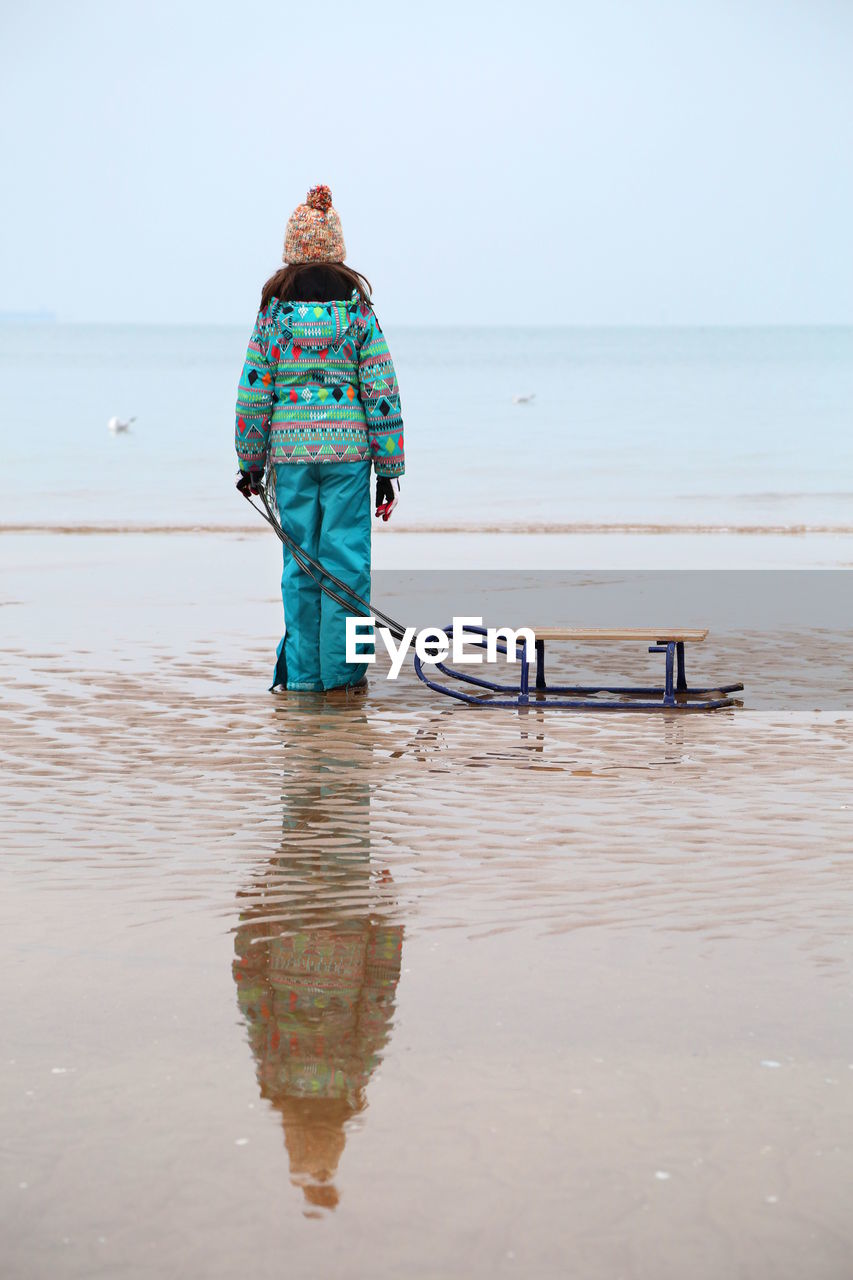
[235,290,404,478]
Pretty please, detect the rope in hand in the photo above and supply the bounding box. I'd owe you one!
[238,477,411,643]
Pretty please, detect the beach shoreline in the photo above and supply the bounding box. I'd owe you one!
[3,531,852,1276]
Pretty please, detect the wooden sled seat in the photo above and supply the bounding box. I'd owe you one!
[525,627,708,643]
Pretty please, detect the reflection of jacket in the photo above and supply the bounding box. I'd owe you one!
[234,914,402,1210]
[235,290,405,478]
[234,922,402,1108]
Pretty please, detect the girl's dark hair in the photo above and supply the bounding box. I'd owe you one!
[260,263,372,311]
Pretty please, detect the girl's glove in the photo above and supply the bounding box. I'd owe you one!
[236,469,264,496]
[375,477,399,521]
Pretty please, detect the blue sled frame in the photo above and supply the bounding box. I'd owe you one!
[413,626,744,711]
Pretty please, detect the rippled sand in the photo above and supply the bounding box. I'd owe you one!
[2,534,852,1279]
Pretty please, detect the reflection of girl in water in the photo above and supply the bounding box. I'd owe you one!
[232,706,402,1211]
[234,920,402,1209]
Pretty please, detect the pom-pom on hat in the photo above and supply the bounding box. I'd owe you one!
[283,184,346,264]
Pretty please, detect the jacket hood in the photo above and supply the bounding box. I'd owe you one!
[269,297,359,349]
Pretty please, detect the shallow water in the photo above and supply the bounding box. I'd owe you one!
[2,536,853,1278]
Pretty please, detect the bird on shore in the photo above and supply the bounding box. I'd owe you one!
[107,415,135,434]
[512,393,535,405]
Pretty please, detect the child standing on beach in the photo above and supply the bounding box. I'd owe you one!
[235,184,405,692]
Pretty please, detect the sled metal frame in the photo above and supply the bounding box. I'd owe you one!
[413,626,743,711]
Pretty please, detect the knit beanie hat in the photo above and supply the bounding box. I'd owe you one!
[283,185,346,264]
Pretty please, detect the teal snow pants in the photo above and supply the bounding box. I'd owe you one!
[271,461,372,692]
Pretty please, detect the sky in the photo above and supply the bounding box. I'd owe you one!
[1,0,851,325]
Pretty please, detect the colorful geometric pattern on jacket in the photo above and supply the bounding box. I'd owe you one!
[235,290,405,478]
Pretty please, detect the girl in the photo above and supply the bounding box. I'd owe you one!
[235,185,405,692]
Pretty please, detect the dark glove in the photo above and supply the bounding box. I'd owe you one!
[375,476,399,521]
[236,469,264,497]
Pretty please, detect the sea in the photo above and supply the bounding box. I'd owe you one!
[1,323,851,531]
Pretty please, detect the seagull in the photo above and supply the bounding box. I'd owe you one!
[512,393,536,405]
[108,415,135,434]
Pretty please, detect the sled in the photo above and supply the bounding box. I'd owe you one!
[413,625,743,711]
[243,488,743,711]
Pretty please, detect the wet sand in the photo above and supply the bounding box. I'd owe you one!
[2,534,852,1279]
[3,522,852,569]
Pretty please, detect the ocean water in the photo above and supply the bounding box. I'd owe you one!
[1,322,851,528]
